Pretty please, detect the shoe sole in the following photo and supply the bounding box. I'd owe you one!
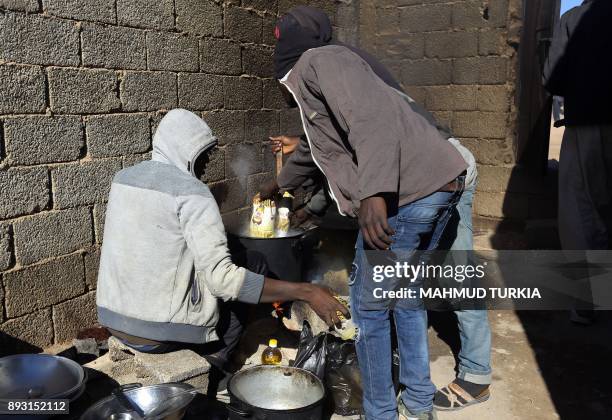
[434,394,490,412]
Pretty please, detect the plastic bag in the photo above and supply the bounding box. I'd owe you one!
[293,321,328,379]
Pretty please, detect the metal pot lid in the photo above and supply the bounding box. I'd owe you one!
[0,354,86,399]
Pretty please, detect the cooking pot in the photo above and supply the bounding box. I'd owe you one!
[227,227,319,282]
[227,365,325,420]
[80,383,195,420]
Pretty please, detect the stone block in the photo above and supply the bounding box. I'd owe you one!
[225,143,262,178]
[84,247,100,290]
[459,137,515,165]
[403,85,428,105]
[147,32,199,72]
[453,0,508,29]
[51,159,122,209]
[400,3,452,33]
[43,0,116,24]
[279,108,303,136]
[378,33,425,60]
[4,116,84,165]
[202,110,245,145]
[53,291,97,343]
[242,45,274,78]
[426,86,477,111]
[81,24,147,70]
[93,203,106,244]
[479,29,507,55]
[199,148,225,183]
[117,0,174,30]
[123,153,151,168]
[135,349,211,382]
[401,59,453,86]
[453,56,509,85]
[175,0,222,36]
[452,111,508,139]
[86,114,151,158]
[242,0,277,13]
[0,12,79,66]
[120,71,178,112]
[245,110,279,142]
[200,38,241,75]
[431,111,453,131]
[263,79,286,110]
[178,73,224,111]
[0,64,46,114]
[425,31,478,58]
[477,85,510,112]
[13,208,92,265]
[0,0,39,12]
[210,178,247,213]
[48,68,120,114]
[224,6,262,44]
[0,309,53,353]
[375,7,399,35]
[108,336,136,362]
[0,167,49,220]
[0,224,12,271]
[262,14,278,46]
[223,77,262,110]
[0,279,4,323]
[3,254,85,318]
[247,172,273,202]
[474,191,528,220]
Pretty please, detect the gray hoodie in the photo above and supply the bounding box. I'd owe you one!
[96,109,264,344]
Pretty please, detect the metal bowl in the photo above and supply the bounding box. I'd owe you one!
[0,354,86,399]
[81,383,195,420]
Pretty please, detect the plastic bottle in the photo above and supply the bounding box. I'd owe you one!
[261,339,282,365]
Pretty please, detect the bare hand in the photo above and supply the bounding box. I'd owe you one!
[269,136,300,156]
[259,179,279,200]
[304,284,350,328]
[358,196,395,250]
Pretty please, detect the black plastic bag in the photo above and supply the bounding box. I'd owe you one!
[293,321,328,379]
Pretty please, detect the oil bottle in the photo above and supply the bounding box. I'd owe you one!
[261,339,282,365]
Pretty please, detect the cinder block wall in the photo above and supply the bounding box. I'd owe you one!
[0,0,356,353]
[358,0,533,221]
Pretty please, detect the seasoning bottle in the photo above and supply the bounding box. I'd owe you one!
[261,339,282,365]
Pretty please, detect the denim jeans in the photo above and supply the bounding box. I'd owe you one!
[350,187,462,419]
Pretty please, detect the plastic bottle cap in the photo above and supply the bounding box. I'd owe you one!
[269,339,278,348]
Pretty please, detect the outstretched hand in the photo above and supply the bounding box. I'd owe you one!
[268,136,300,156]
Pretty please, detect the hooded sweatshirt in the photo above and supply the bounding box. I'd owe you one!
[96,109,264,344]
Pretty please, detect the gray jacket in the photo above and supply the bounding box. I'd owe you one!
[277,45,467,217]
[97,109,264,344]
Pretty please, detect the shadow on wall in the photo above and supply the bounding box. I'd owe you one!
[0,333,43,357]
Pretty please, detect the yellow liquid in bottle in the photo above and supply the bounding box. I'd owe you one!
[261,339,282,365]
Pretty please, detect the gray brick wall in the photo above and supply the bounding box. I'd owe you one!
[0,0,348,353]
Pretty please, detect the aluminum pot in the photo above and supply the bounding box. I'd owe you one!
[227,365,325,420]
[80,383,195,420]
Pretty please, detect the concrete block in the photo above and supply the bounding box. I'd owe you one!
[223,77,262,110]
[49,68,120,114]
[403,85,428,105]
[117,0,174,30]
[221,207,250,233]
[0,278,4,323]
[3,254,85,318]
[123,153,151,169]
[108,336,136,362]
[375,7,399,35]
[378,33,425,60]
[279,108,303,136]
[452,111,508,139]
[0,64,46,114]
[84,247,100,290]
[242,0,277,13]
[135,349,211,382]
[43,0,116,24]
[459,137,515,165]
[431,111,453,130]
[178,73,224,111]
[478,85,510,112]
[121,71,178,112]
[425,31,478,59]
[202,110,245,145]
[147,32,199,72]
[53,291,97,343]
[200,38,241,75]
[13,208,92,265]
[453,56,509,85]
[0,224,12,271]
[0,308,53,353]
[474,191,528,220]
[86,114,151,158]
[453,0,508,29]
[400,59,453,86]
[210,178,247,213]
[262,14,278,46]
[4,116,83,165]
[0,0,39,12]
[0,167,49,220]
[242,45,274,78]
[224,6,262,44]
[479,29,507,55]
[225,143,262,178]
[199,148,225,183]
[175,0,222,36]
[400,3,452,33]
[81,24,147,70]
[51,159,122,209]
[426,86,477,111]
[93,203,106,245]
[263,79,287,110]
[0,12,79,66]
[247,172,273,202]
[245,110,279,143]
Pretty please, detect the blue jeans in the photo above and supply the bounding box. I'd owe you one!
[350,188,462,419]
[445,186,492,385]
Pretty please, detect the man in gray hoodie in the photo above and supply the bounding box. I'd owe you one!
[96,109,347,366]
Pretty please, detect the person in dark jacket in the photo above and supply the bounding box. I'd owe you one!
[543,0,612,324]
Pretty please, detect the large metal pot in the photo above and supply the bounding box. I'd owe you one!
[80,383,195,420]
[227,366,325,420]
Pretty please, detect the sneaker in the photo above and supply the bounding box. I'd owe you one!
[398,400,438,420]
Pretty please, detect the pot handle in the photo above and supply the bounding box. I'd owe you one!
[226,404,253,418]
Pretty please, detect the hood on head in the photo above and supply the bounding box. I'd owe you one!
[152,109,217,177]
